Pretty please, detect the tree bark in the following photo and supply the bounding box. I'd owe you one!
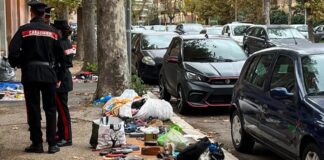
[95,0,130,98]
[264,0,270,25]
[57,5,69,20]
[288,0,292,25]
[82,0,97,69]
[306,8,315,42]
[76,7,84,60]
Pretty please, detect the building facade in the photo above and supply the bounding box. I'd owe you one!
[0,0,29,58]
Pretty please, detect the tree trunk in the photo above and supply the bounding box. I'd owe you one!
[306,8,315,42]
[205,18,209,25]
[57,6,69,20]
[82,0,97,69]
[191,12,194,23]
[264,0,270,25]
[288,0,292,25]
[76,7,84,60]
[95,0,130,98]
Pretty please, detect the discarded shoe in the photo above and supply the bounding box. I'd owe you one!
[25,144,44,153]
[48,145,60,154]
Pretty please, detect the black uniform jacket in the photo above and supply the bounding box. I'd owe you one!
[57,37,74,93]
[8,17,65,83]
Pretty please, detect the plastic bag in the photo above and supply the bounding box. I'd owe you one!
[133,98,173,120]
[120,89,138,98]
[119,102,132,118]
[96,116,126,150]
[0,58,15,81]
[157,128,188,151]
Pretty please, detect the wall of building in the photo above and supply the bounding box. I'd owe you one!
[0,0,28,57]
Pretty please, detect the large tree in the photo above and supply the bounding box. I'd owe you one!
[82,0,97,68]
[303,0,324,42]
[96,0,130,98]
[183,0,199,22]
[42,0,80,19]
[76,6,84,60]
[162,0,181,24]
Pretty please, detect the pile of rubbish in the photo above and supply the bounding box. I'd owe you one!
[0,82,24,101]
[73,71,98,83]
[90,89,225,160]
[0,57,15,82]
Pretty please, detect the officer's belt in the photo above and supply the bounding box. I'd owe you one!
[28,61,51,66]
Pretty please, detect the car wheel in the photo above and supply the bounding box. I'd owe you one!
[177,86,188,114]
[231,110,255,153]
[159,76,171,101]
[244,46,250,55]
[302,143,323,160]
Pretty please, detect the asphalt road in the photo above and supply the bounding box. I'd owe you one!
[150,86,285,160]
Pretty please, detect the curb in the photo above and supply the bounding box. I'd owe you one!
[147,92,238,160]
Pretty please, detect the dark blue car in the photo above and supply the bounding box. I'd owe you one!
[230,44,324,160]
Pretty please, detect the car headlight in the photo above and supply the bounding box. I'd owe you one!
[142,56,156,66]
[185,72,203,81]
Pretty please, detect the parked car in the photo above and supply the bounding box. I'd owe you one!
[175,23,204,35]
[151,25,167,32]
[243,25,311,55]
[222,22,253,47]
[159,35,247,114]
[132,32,177,82]
[200,27,223,35]
[230,44,324,160]
[290,24,308,39]
[166,25,177,32]
[314,25,324,43]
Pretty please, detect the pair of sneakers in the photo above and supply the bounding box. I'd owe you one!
[25,144,60,154]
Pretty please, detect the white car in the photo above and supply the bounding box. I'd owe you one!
[290,24,308,39]
[221,22,253,47]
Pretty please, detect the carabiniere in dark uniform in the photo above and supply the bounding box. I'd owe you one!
[8,1,65,154]
[53,20,74,147]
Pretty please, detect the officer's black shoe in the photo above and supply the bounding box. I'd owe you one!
[57,139,72,147]
[48,145,60,154]
[25,144,44,153]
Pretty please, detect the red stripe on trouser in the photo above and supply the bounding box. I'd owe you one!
[55,95,69,140]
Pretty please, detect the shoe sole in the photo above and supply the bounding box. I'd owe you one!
[58,143,72,147]
[25,150,44,153]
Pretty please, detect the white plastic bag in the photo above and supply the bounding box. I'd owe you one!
[119,102,132,118]
[120,89,138,98]
[97,116,126,150]
[133,98,173,120]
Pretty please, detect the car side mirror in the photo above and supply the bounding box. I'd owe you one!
[261,35,267,41]
[270,87,293,99]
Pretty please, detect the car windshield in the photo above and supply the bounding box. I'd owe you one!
[233,25,250,36]
[183,24,203,32]
[296,26,307,32]
[152,25,166,31]
[167,25,176,31]
[207,28,222,35]
[183,39,247,62]
[267,28,305,39]
[302,54,324,96]
[141,35,174,50]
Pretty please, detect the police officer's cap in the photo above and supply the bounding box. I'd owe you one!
[45,7,53,16]
[53,20,71,30]
[28,0,47,13]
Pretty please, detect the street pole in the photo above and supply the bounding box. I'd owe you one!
[304,9,307,25]
[126,0,132,77]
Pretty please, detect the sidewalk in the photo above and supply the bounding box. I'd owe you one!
[0,83,237,160]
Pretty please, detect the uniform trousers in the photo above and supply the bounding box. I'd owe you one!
[23,82,57,146]
[55,92,72,141]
